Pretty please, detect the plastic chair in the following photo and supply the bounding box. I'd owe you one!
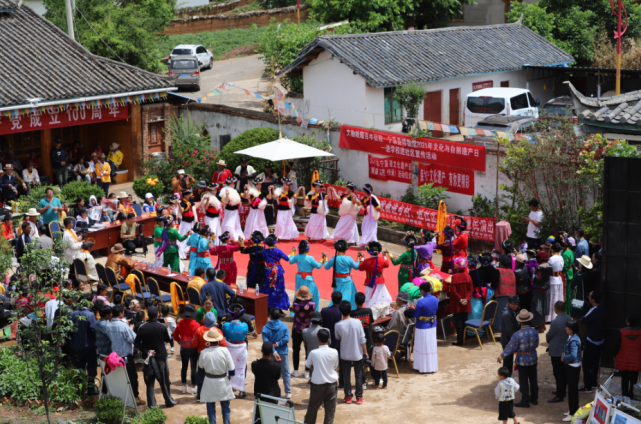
[187,287,201,307]
[383,330,401,378]
[48,221,61,240]
[170,282,187,315]
[133,275,152,301]
[74,258,88,282]
[106,266,132,298]
[132,203,143,216]
[147,277,171,306]
[463,300,498,349]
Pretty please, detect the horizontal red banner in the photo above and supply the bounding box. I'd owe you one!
[418,163,475,196]
[0,104,129,136]
[368,155,413,184]
[340,125,486,172]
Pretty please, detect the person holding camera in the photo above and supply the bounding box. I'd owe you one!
[334,300,368,405]
[121,213,138,255]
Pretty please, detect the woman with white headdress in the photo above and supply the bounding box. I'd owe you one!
[274,177,303,241]
[358,183,380,247]
[242,177,270,239]
[304,179,329,241]
[220,177,244,240]
[329,182,360,245]
[201,183,222,246]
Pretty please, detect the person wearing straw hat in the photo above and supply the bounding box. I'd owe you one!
[329,182,360,245]
[24,208,41,239]
[22,161,40,186]
[289,240,324,312]
[220,177,244,241]
[95,153,111,195]
[106,243,135,279]
[201,183,222,246]
[242,177,270,240]
[411,281,439,374]
[198,327,236,423]
[498,309,540,408]
[304,179,330,242]
[274,177,303,241]
[211,159,232,185]
[107,142,123,169]
[117,191,135,217]
[324,239,363,310]
[0,163,25,201]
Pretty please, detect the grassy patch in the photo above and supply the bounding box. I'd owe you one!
[156,24,269,59]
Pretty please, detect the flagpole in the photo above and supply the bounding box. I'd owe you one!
[297,0,300,25]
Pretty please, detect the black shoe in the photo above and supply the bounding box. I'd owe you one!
[514,402,530,408]
[548,397,563,403]
[338,385,344,389]
[530,400,538,405]
[552,391,557,395]
[578,387,593,394]
[452,342,463,346]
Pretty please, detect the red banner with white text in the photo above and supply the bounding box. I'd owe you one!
[368,155,413,184]
[418,163,475,196]
[324,184,495,241]
[0,104,129,136]
[340,125,486,172]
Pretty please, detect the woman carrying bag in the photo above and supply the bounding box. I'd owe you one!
[561,320,582,422]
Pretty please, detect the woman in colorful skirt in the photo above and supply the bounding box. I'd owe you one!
[201,183,222,245]
[329,182,361,245]
[358,183,380,247]
[241,231,265,289]
[274,178,303,241]
[562,238,575,315]
[242,177,270,240]
[411,280,439,373]
[154,215,166,266]
[414,229,436,274]
[288,239,324,311]
[159,216,191,272]
[189,224,214,276]
[389,234,418,292]
[262,234,291,310]
[177,189,198,259]
[304,179,330,241]
[186,223,202,274]
[209,231,241,286]
[324,239,362,310]
[361,241,392,308]
[220,177,244,240]
[548,242,565,322]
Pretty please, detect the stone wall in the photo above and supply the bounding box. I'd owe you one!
[174,0,254,19]
[163,4,310,35]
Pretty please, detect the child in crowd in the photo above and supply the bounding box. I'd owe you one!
[111,294,122,308]
[161,305,176,358]
[371,333,390,389]
[495,366,519,424]
[93,284,109,305]
[133,311,145,333]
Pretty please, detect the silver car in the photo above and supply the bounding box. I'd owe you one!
[169,58,200,91]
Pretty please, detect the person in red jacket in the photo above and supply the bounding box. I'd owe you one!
[1,215,14,245]
[172,305,201,395]
[435,226,455,274]
[211,160,232,184]
[614,314,641,398]
[360,241,391,308]
[444,256,473,346]
[452,216,469,260]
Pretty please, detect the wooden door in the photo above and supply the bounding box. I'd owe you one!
[424,91,442,137]
[449,88,460,127]
[501,81,510,87]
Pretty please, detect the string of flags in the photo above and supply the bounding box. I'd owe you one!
[2,92,168,118]
[418,120,521,140]
[199,83,302,117]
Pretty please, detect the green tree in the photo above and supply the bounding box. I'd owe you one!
[393,83,427,128]
[43,0,175,72]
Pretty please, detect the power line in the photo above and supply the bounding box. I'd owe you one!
[74,6,125,63]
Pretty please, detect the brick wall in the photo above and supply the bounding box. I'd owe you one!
[175,0,254,19]
[163,4,310,35]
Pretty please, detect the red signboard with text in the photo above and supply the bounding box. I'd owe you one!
[324,184,495,241]
[368,155,412,184]
[418,163,474,195]
[0,104,129,136]
[472,80,493,91]
[340,125,485,172]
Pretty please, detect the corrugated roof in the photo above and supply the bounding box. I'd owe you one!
[0,0,173,108]
[279,21,574,87]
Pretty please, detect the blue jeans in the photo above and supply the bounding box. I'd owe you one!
[272,353,290,394]
[206,400,231,424]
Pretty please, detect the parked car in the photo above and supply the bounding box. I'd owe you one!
[541,96,578,122]
[169,44,213,70]
[465,87,540,127]
[168,57,200,91]
[464,115,538,144]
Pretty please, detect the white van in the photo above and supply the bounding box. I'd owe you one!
[464,88,540,127]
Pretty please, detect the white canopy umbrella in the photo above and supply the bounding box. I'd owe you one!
[234,137,334,161]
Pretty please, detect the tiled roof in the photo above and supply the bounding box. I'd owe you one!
[279,20,574,87]
[565,82,641,127]
[0,0,173,108]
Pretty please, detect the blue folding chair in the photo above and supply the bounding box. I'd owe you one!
[187,287,201,307]
[106,266,132,296]
[133,276,151,301]
[69,216,77,229]
[132,203,143,216]
[147,277,171,306]
[48,221,62,241]
[463,300,498,349]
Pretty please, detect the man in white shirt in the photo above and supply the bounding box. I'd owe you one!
[22,161,40,186]
[522,198,543,250]
[75,241,99,282]
[304,328,339,424]
[334,300,368,405]
[62,217,83,262]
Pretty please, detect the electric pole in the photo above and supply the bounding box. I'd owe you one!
[65,0,75,40]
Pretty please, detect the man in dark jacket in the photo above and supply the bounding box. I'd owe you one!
[350,292,374,357]
[200,269,235,322]
[514,254,532,312]
[546,301,571,403]
[500,295,520,376]
[251,341,282,399]
[70,293,98,395]
[134,306,176,407]
[321,291,344,387]
[50,139,69,187]
[579,290,606,393]
[0,164,20,202]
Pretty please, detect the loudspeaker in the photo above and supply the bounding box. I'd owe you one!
[601,157,641,366]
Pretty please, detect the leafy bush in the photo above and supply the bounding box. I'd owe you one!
[60,181,105,207]
[133,175,166,200]
[217,127,280,174]
[15,184,66,216]
[184,416,209,424]
[393,83,427,127]
[468,194,495,218]
[399,185,418,206]
[94,395,125,424]
[133,406,167,424]
[416,183,449,210]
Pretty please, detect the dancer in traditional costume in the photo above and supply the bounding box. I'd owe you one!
[436,226,455,274]
[412,280,439,373]
[177,189,197,259]
[304,179,329,241]
[562,238,575,315]
[241,231,265,289]
[159,216,191,272]
[209,231,241,286]
[452,216,469,259]
[262,234,291,310]
[324,239,362,309]
[361,241,392,308]
[415,229,436,274]
[548,243,565,322]
[288,240,324,312]
[329,182,361,244]
[444,256,474,347]
[274,178,302,241]
[154,215,166,265]
[222,303,249,398]
[201,183,222,246]
[358,183,380,247]
[220,177,243,240]
[189,224,214,276]
[242,177,269,240]
[389,234,418,291]
[186,223,202,273]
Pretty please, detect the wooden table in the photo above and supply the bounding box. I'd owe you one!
[87,215,156,256]
[135,266,270,334]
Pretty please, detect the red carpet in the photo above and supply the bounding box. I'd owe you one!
[233,236,403,300]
